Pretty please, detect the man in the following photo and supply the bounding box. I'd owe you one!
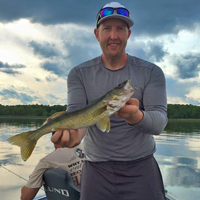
[52,2,168,200]
[20,143,85,200]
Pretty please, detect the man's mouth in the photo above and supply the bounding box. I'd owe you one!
[109,43,119,46]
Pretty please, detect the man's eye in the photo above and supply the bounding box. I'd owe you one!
[119,27,125,31]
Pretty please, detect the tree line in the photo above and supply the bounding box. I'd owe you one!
[0,104,67,117]
[0,104,200,119]
[167,104,200,119]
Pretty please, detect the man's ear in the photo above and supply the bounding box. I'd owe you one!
[94,28,100,41]
[127,29,131,40]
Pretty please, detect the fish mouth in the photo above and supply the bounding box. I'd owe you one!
[130,87,137,93]
[131,87,138,92]
[124,79,137,93]
[124,79,133,91]
[108,103,117,109]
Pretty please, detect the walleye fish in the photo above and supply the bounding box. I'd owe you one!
[7,79,136,161]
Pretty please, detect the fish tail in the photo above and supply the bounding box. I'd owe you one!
[7,130,38,161]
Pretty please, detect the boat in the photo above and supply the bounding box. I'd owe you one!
[33,168,177,200]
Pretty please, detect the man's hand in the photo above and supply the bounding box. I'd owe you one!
[116,98,143,125]
[51,128,87,148]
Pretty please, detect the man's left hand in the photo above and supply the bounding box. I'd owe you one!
[116,98,143,125]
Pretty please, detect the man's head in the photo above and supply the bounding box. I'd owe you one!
[94,2,133,60]
[96,2,134,29]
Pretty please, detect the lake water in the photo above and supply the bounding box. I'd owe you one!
[0,117,200,200]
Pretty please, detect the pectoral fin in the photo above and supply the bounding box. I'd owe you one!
[42,111,67,126]
[96,117,111,132]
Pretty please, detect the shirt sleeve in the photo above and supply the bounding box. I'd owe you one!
[133,65,168,135]
[67,67,87,112]
[25,161,49,188]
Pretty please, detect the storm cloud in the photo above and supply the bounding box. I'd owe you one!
[0,61,26,75]
[127,40,168,62]
[171,53,200,79]
[0,88,39,104]
[40,60,69,78]
[146,41,168,62]
[45,76,57,82]
[28,40,61,58]
[0,0,199,36]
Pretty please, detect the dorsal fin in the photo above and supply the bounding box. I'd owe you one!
[42,111,67,126]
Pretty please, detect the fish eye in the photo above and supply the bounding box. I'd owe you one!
[117,83,124,89]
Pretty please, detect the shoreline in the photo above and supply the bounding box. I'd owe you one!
[168,118,200,121]
[0,115,47,119]
[0,116,200,121]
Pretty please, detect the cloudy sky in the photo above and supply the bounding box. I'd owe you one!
[0,0,200,106]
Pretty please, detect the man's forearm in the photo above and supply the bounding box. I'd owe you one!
[132,109,168,135]
[21,186,40,200]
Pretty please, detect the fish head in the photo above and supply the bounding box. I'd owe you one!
[105,79,137,111]
[112,79,136,98]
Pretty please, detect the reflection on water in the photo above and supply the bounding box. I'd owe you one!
[164,119,200,133]
[0,117,54,200]
[154,119,200,200]
[0,118,200,200]
[0,117,44,131]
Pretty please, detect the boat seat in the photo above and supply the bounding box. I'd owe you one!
[43,168,80,200]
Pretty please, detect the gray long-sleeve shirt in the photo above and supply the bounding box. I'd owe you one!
[67,54,168,162]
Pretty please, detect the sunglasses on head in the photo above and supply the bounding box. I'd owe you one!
[100,7,130,18]
[96,7,130,27]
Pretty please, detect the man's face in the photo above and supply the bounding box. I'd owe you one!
[94,18,131,59]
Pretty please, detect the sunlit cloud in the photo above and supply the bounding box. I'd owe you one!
[186,88,200,103]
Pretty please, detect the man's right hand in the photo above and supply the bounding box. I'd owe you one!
[51,128,86,148]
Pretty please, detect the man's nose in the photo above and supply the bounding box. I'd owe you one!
[110,29,117,39]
